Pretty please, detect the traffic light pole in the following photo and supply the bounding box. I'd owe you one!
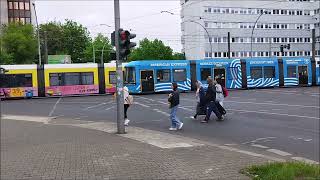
[114,0,125,134]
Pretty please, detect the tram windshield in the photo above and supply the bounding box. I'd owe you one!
[124,67,136,84]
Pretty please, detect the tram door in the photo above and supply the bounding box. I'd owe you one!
[213,68,226,87]
[140,70,154,92]
[298,66,308,85]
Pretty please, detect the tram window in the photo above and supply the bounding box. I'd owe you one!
[109,71,117,84]
[200,68,211,81]
[173,69,187,82]
[287,66,297,78]
[250,67,263,79]
[64,73,81,85]
[49,73,63,86]
[157,69,171,82]
[125,67,135,84]
[81,72,94,85]
[264,66,275,78]
[0,74,32,88]
[227,67,238,80]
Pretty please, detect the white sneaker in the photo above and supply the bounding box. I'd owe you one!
[124,119,130,126]
[178,122,184,130]
[169,127,177,131]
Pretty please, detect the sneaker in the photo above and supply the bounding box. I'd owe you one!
[124,119,130,126]
[169,127,177,131]
[193,115,197,119]
[178,122,184,130]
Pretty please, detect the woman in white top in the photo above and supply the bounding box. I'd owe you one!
[123,86,130,126]
[214,79,224,107]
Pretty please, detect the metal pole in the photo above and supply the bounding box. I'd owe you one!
[228,32,231,59]
[187,20,212,57]
[101,43,106,64]
[114,0,125,134]
[93,44,95,63]
[44,31,48,64]
[250,12,264,58]
[32,3,41,65]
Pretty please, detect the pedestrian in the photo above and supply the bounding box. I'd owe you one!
[215,78,224,107]
[193,80,206,119]
[123,86,133,126]
[168,82,183,131]
[201,78,223,123]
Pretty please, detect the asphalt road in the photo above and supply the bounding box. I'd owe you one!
[1,87,319,162]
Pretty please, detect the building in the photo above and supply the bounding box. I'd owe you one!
[180,0,319,60]
[0,0,35,26]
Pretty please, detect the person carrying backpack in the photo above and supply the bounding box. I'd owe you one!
[201,78,223,123]
[168,82,183,131]
[124,86,133,126]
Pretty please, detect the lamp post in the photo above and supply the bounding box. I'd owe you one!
[250,11,267,58]
[91,24,112,63]
[161,11,212,58]
[32,3,41,65]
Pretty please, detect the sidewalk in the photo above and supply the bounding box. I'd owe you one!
[1,118,275,180]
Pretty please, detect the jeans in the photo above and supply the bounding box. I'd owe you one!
[205,101,222,121]
[170,105,181,128]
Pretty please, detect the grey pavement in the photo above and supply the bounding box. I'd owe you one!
[1,119,270,180]
[1,87,320,162]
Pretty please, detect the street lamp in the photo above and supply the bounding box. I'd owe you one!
[91,24,112,63]
[250,11,267,58]
[161,11,212,58]
[32,3,41,65]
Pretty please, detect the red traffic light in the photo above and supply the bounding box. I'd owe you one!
[120,31,127,41]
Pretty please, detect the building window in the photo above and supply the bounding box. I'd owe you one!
[19,2,24,10]
[173,69,187,82]
[13,2,18,9]
[8,1,13,9]
[157,69,171,82]
[25,2,30,10]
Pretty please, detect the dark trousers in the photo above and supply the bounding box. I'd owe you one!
[205,101,222,121]
[215,102,226,115]
[124,104,130,119]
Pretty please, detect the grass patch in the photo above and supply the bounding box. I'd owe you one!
[241,161,320,180]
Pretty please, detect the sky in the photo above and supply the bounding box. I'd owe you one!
[35,1,183,52]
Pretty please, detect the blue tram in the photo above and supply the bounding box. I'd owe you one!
[315,57,320,85]
[245,58,279,88]
[282,57,312,86]
[124,60,191,93]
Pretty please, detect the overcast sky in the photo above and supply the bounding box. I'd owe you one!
[35,1,182,52]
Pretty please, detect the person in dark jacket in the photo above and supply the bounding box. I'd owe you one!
[201,78,223,123]
[168,82,183,131]
[194,80,206,119]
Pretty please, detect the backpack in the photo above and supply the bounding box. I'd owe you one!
[222,86,228,98]
[126,95,134,105]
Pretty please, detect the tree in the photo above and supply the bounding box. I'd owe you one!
[128,38,174,61]
[172,52,186,60]
[84,33,113,63]
[39,20,91,63]
[62,20,90,63]
[1,23,37,64]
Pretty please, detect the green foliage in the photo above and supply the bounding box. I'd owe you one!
[241,162,320,180]
[128,38,183,61]
[40,19,90,63]
[84,33,113,63]
[1,23,37,64]
[172,52,185,60]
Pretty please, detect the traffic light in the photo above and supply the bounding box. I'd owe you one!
[111,31,115,46]
[119,29,136,59]
[286,44,290,50]
[280,45,284,53]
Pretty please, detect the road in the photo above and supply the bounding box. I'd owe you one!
[1,87,319,162]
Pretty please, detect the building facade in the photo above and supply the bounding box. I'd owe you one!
[0,0,35,26]
[180,0,319,60]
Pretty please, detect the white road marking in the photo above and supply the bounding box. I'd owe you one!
[267,149,292,156]
[153,109,170,116]
[224,143,237,146]
[304,139,312,142]
[251,144,269,149]
[136,96,155,102]
[2,115,50,123]
[85,102,107,110]
[134,102,151,108]
[179,106,193,111]
[105,106,115,111]
[242,137,276,145]
[229,108,320,120]
[225,100,320,109]
[291,157,319,164]
[48,97,61,118]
